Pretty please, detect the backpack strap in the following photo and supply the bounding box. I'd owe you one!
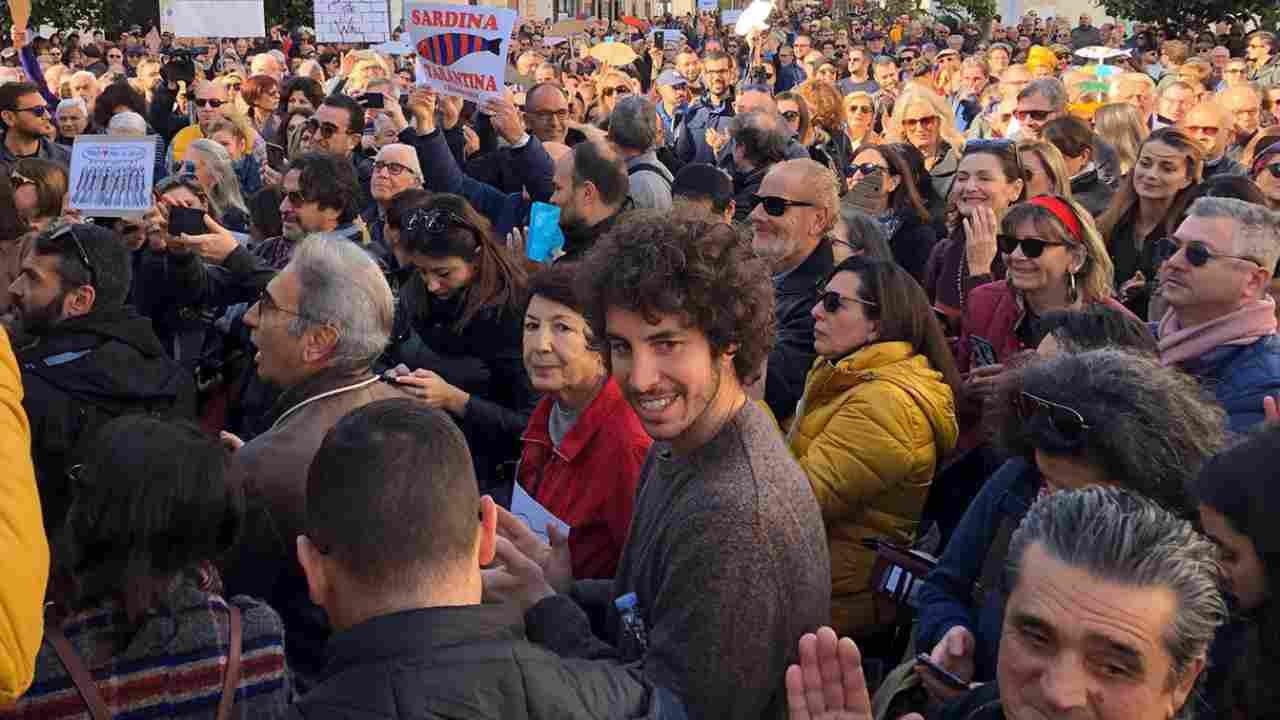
[45,604,243,720]
[627,163,673,189]
[45,622,112,720]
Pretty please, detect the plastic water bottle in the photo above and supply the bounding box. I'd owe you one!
[615,592,649,653]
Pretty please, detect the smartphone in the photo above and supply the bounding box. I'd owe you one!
[168,206,208,236]
[914,653,969,691]
[360,92,385,109]
[266,142,287,172]
[656,31,665,47]
[970,335,998,368]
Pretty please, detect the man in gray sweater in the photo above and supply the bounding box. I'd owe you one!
[483,213,831,720]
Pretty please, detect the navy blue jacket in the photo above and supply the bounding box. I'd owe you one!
[675,94,735,166]
[1167,332,1280,432]
[915,457,1040,683]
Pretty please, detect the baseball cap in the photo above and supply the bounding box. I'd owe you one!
[657,69,688,87]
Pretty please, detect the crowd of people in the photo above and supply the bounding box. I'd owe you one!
[0,3,1278,720]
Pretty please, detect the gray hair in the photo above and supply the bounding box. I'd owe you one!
[1018,77,1068,113]
[607,95,658,152]
[1006,486,1226,712]
[376,143,422,179]
[836,207,892,260]
[107,111,147,136]
[1186,196,1280,275]
[285,236,394,373]
[187,139,250,220]
[55,97,87,118]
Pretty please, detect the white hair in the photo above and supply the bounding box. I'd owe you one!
[55,97,87,118]
[187,138,250,220]
[376,143,422,178]
[107,111,148,136]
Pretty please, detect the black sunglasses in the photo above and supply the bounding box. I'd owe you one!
[48,223,97,288]
[1016,391,1091,448]
[819,290,877,313]
[997,234,1067,258]
[1156,237,1263,268]
[1014,108,1052,122]
[847,163,884,177]
[1258,162,1280,179]
[404,207,485,249]
[751,194,815,216]
[781,110,800,121]
[193,98,226,108]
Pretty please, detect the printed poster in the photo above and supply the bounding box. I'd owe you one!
[406,2,517,104]
[68,135,157,218]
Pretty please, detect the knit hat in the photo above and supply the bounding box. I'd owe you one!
[1026,45,1057,72]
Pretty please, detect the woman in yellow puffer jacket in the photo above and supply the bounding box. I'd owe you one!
[0,326,50,705]
[787,256,960,638]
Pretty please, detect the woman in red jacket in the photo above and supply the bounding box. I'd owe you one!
[516,263,651,580]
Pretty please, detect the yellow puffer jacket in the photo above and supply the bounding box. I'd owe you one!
[0,327,50,704]
[787,341,958,636]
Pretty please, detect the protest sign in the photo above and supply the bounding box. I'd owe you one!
[697,0,717,11]
[721,9,743,26]
[406,2,516,103]
[316,0,390,43]
[68,136,157,219]
[170,0,265,37]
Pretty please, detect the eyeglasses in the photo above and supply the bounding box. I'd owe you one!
[1016,391,1091,448]
[901,115,939,129]
[307,121,348,139]
[48,223,97,288]
[847,163,884,177]
[819,290,877,313]
[601,85,632,97]
[1014,108,1052,122]
[10,105,49,117]
[751,194,815,216]
[1185,125,1220,136]
[373,160,418,177]
[108,53,123,59]
[527,108,570,120]
[403,207,485,250]
[997,234,1068,258]
[255,286,314,322]
[1259,162,1280,179]
[194,98,226,108]
[1156,236,1264,268]
[781,110,801,121]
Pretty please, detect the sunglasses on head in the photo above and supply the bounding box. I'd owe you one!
[1016,391,1091,448]
[819,290,877,313]
[1156,236,1263,268]
[997,234,1067,258]
[751,194,815,216]
[47,223,97,288]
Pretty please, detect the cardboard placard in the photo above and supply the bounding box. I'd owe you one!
[407,2,516,103]
[316,0,390,43]
[68,135,157,218]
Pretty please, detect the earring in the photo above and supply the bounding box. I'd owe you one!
[1067,271,1079,304]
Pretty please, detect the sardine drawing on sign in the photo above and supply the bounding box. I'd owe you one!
[416,33,503,66]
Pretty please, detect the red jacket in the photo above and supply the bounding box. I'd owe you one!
[517,378,651,580]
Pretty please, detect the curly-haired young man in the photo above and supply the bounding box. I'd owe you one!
[482,212,831,720]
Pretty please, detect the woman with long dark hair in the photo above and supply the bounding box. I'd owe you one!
[845,144,937,284]
[383,194,537,504]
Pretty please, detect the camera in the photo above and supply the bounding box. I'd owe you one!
[159,46,208,88]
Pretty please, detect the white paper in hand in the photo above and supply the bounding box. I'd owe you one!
[511,483,571,544]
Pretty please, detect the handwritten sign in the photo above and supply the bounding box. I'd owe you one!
[68,136,157,218]
[316,0,390,43]
[170,0,265,38]
[511,483,571,544]
[406,2,516,104]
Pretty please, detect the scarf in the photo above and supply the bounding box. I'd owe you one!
[1157,298,1278,367]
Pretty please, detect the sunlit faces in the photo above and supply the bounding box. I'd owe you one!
[900,99,941,150]
[953,151,1024,216]
[1159,214,1265,317]
[1181,106,1224,157]
[998,543,1204,720]
[1131,141,1194,202]
[811,271,879,357]
[522,294,603,396]
[1003,217,1082,296]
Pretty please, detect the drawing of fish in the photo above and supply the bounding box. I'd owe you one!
[416,33,502,66]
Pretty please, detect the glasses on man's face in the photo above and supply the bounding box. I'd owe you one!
[48,223,97,288]
[11,104,49,118]
[1014,108,1052,122]
[751,194,815,216]
[194,98,226,108]
[373,160,417,177]
[847,103,875,115]
[1156,236,1263,268]
[1259,162,1280,179]
[527,108,569,121]
[818,290,877,314]
[1016,391,1091,448]
[255,286,312,322]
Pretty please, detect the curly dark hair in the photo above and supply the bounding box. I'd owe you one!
[575,211,776,384]
[996,348,1225,520]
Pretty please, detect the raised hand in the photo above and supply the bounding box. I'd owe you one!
[963,205,999,277]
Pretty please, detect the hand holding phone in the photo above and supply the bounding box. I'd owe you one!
[168,206,208,236]
[360,92,385,109]
[914,652,969,691]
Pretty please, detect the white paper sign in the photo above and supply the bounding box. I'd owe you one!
[170,0,265,38]
[720,10,742,27]
[316,0,390,43]
[697,0,718,11]
[511,483,571,544]
[406,2,516,104]
[68,135,157,218]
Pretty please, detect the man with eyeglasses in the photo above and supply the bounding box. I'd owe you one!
[1246,31,1280,87]
[838,47,879,96]
[1154,81,1196,129]
[1012,78,1066,141]
[1218,84,1262,162]
[7,222,195,532]
[1177,102,1245,180]
[775,46,805,93]
[362,143,422,266]
[0,82,69,176]
[524,82,579,146]
[676,50,736,166]
[104,46,127,76]
[748,157,838,424]
[165,80,230,167]
[1156,197,1280,430]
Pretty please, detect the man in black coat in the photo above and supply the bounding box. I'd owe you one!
[8,223,195,532]
[290,399,681,720]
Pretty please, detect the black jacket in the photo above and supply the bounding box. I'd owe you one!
[730,164,769,224]
[887,212,938,287]
[1069,166,1115,217]
[289,605,683,720]
[557,209,625,264]
[19,306,196,530]
[768,240,834,424]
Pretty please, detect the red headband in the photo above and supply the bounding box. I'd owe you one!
[1027,195,1082,243]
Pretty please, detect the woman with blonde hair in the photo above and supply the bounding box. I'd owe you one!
[797,79,853,174]
[843,91,882,153]
[1096,128,1203,318]
[206,115,263,196]
[1092,102,1148,177]
[888,87,966,202]
[1017,140,1073,199]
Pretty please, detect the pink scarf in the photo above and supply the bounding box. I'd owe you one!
[1157,298,1278,367]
